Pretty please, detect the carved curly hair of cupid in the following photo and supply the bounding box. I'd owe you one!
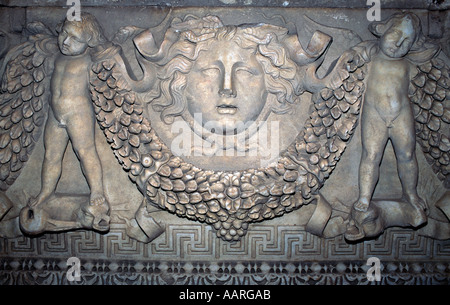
[61,12,107,48]
[148,20,303,125]
[369,12,440,64]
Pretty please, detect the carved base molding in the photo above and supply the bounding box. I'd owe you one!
[1,225,449,285]
[1,258,449,285]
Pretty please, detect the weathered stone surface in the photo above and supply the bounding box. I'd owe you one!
[0,2,449,286]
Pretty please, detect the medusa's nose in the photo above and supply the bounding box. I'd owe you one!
[218,68,237,98]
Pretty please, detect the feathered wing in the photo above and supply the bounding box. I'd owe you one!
[410,58,450,187]
[0,23,58,191]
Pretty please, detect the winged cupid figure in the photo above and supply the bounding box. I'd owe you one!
[345,12,449,241]
[0,13,112,233]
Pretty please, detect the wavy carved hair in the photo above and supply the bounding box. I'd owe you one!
[149,23,302,125]
[63,12,107,48]
[369,12,440,64]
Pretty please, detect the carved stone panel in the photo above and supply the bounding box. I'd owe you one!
[0,1,449,286]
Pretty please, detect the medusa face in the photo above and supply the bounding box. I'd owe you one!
[185,39,267,135]
[58,22,90,56]
[379,17,416,59]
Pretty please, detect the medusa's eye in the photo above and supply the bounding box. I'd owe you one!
[201,67,220,77]
[235,66,259,77]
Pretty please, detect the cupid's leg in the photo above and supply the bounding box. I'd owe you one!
[355,105,389,212]
[389,108,427,211]
[30,110,69,207]
[65,111,105,206]
[66,110,110,231]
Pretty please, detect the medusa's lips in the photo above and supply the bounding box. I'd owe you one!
[216,104,238,115]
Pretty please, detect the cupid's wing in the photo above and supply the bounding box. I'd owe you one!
[0,23,58,191]
[410,58,450,187]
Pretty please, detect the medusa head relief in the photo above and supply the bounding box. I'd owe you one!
[139,17,309,168]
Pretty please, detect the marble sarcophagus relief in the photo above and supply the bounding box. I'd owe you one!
[0,2,449,285]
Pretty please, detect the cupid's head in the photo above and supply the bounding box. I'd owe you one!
[370,13,422,59]
[58,12,107,56]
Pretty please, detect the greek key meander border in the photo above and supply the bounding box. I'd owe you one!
[1,224,450,259]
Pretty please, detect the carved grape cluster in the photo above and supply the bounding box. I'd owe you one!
[89,45,368,241]
[410,58,450,186]
[283,48,366,187]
